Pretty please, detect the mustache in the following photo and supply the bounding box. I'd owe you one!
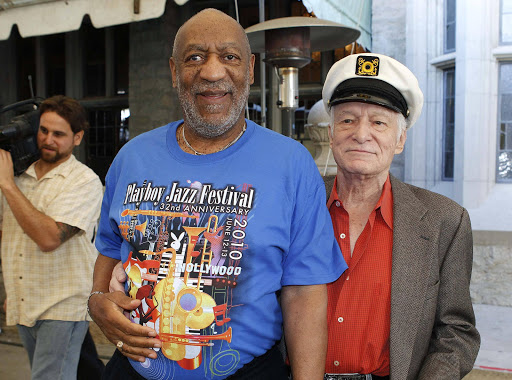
[39,145,56,151]
[190,80,234,94]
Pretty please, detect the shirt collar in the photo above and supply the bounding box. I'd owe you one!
[326,176,341,210]
[24,154,76,181]
[327,174,394,230]
[379,176,393,229]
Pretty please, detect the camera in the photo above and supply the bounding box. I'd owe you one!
[0,99,41,176]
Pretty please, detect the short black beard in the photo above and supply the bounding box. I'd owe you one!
[39,148,64,164]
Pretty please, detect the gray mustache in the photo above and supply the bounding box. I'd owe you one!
[191,81,233,94]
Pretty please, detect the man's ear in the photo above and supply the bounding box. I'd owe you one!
[74,130,84,147]
[328,124,334,149]
[395,130,407,154]
[248,54,255,85]
[169,57,177,88]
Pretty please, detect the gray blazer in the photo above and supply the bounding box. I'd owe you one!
[324,175,480,380]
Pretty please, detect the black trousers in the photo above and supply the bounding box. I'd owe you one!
[102,343,288,380]
[78,328,105,380]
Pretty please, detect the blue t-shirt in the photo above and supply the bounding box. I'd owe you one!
[96,120,347,379]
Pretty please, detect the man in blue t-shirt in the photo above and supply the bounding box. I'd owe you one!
[87,8,346,380]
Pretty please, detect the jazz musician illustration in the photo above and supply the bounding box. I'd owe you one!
[119,182,249,371]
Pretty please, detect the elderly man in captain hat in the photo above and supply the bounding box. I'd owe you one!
[322,53,480,380]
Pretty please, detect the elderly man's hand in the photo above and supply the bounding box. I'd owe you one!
[88,291,162,362]
[109,261,127,292]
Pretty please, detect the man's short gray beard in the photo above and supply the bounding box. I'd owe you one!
[177,77,250,138]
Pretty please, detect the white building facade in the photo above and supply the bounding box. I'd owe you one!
[372,0,512,306]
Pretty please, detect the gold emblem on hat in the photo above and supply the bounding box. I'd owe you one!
[356,56,380,76]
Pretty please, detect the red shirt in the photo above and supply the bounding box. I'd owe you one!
[325,176,393,376]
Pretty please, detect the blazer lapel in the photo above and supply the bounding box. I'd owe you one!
[389,176,435,380]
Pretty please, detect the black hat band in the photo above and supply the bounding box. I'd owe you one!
[328,78,409,118]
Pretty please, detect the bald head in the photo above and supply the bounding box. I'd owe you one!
[172,8,251,59]
[168,8,255,139]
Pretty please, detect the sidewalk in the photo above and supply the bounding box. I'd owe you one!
[472,304,512,374]
[1,304,511,379]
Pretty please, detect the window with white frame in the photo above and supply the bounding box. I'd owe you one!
[442,68,455,180]
[498,63,512,182]
[444,0,456,53]
[501,0,512,44]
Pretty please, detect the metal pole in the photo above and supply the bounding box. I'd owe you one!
[259,0,266,128]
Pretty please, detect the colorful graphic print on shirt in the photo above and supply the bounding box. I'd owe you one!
[120,179,254,375]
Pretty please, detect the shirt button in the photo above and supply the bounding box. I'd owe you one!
[337,316,344,323]
[334,360,340,366]
[340,233,346,239]
[19,276,22,279]
[21,298,24,301]
[346,275,350,281]
[335,201,341,207]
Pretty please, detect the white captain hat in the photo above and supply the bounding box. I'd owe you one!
[322,53,424,128]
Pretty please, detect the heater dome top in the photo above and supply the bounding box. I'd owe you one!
[245,16,360,53]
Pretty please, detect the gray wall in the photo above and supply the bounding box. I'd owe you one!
[128,2,185,137]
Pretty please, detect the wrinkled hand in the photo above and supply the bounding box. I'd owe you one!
[88,291,162,362]
[0,149,15,189]
[109,261,127,292]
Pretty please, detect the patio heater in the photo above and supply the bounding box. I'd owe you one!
[245,17,360,135]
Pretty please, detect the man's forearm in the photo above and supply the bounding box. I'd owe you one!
[92,254,121,293]
[1,181,63,251]
[281,284,328,380]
